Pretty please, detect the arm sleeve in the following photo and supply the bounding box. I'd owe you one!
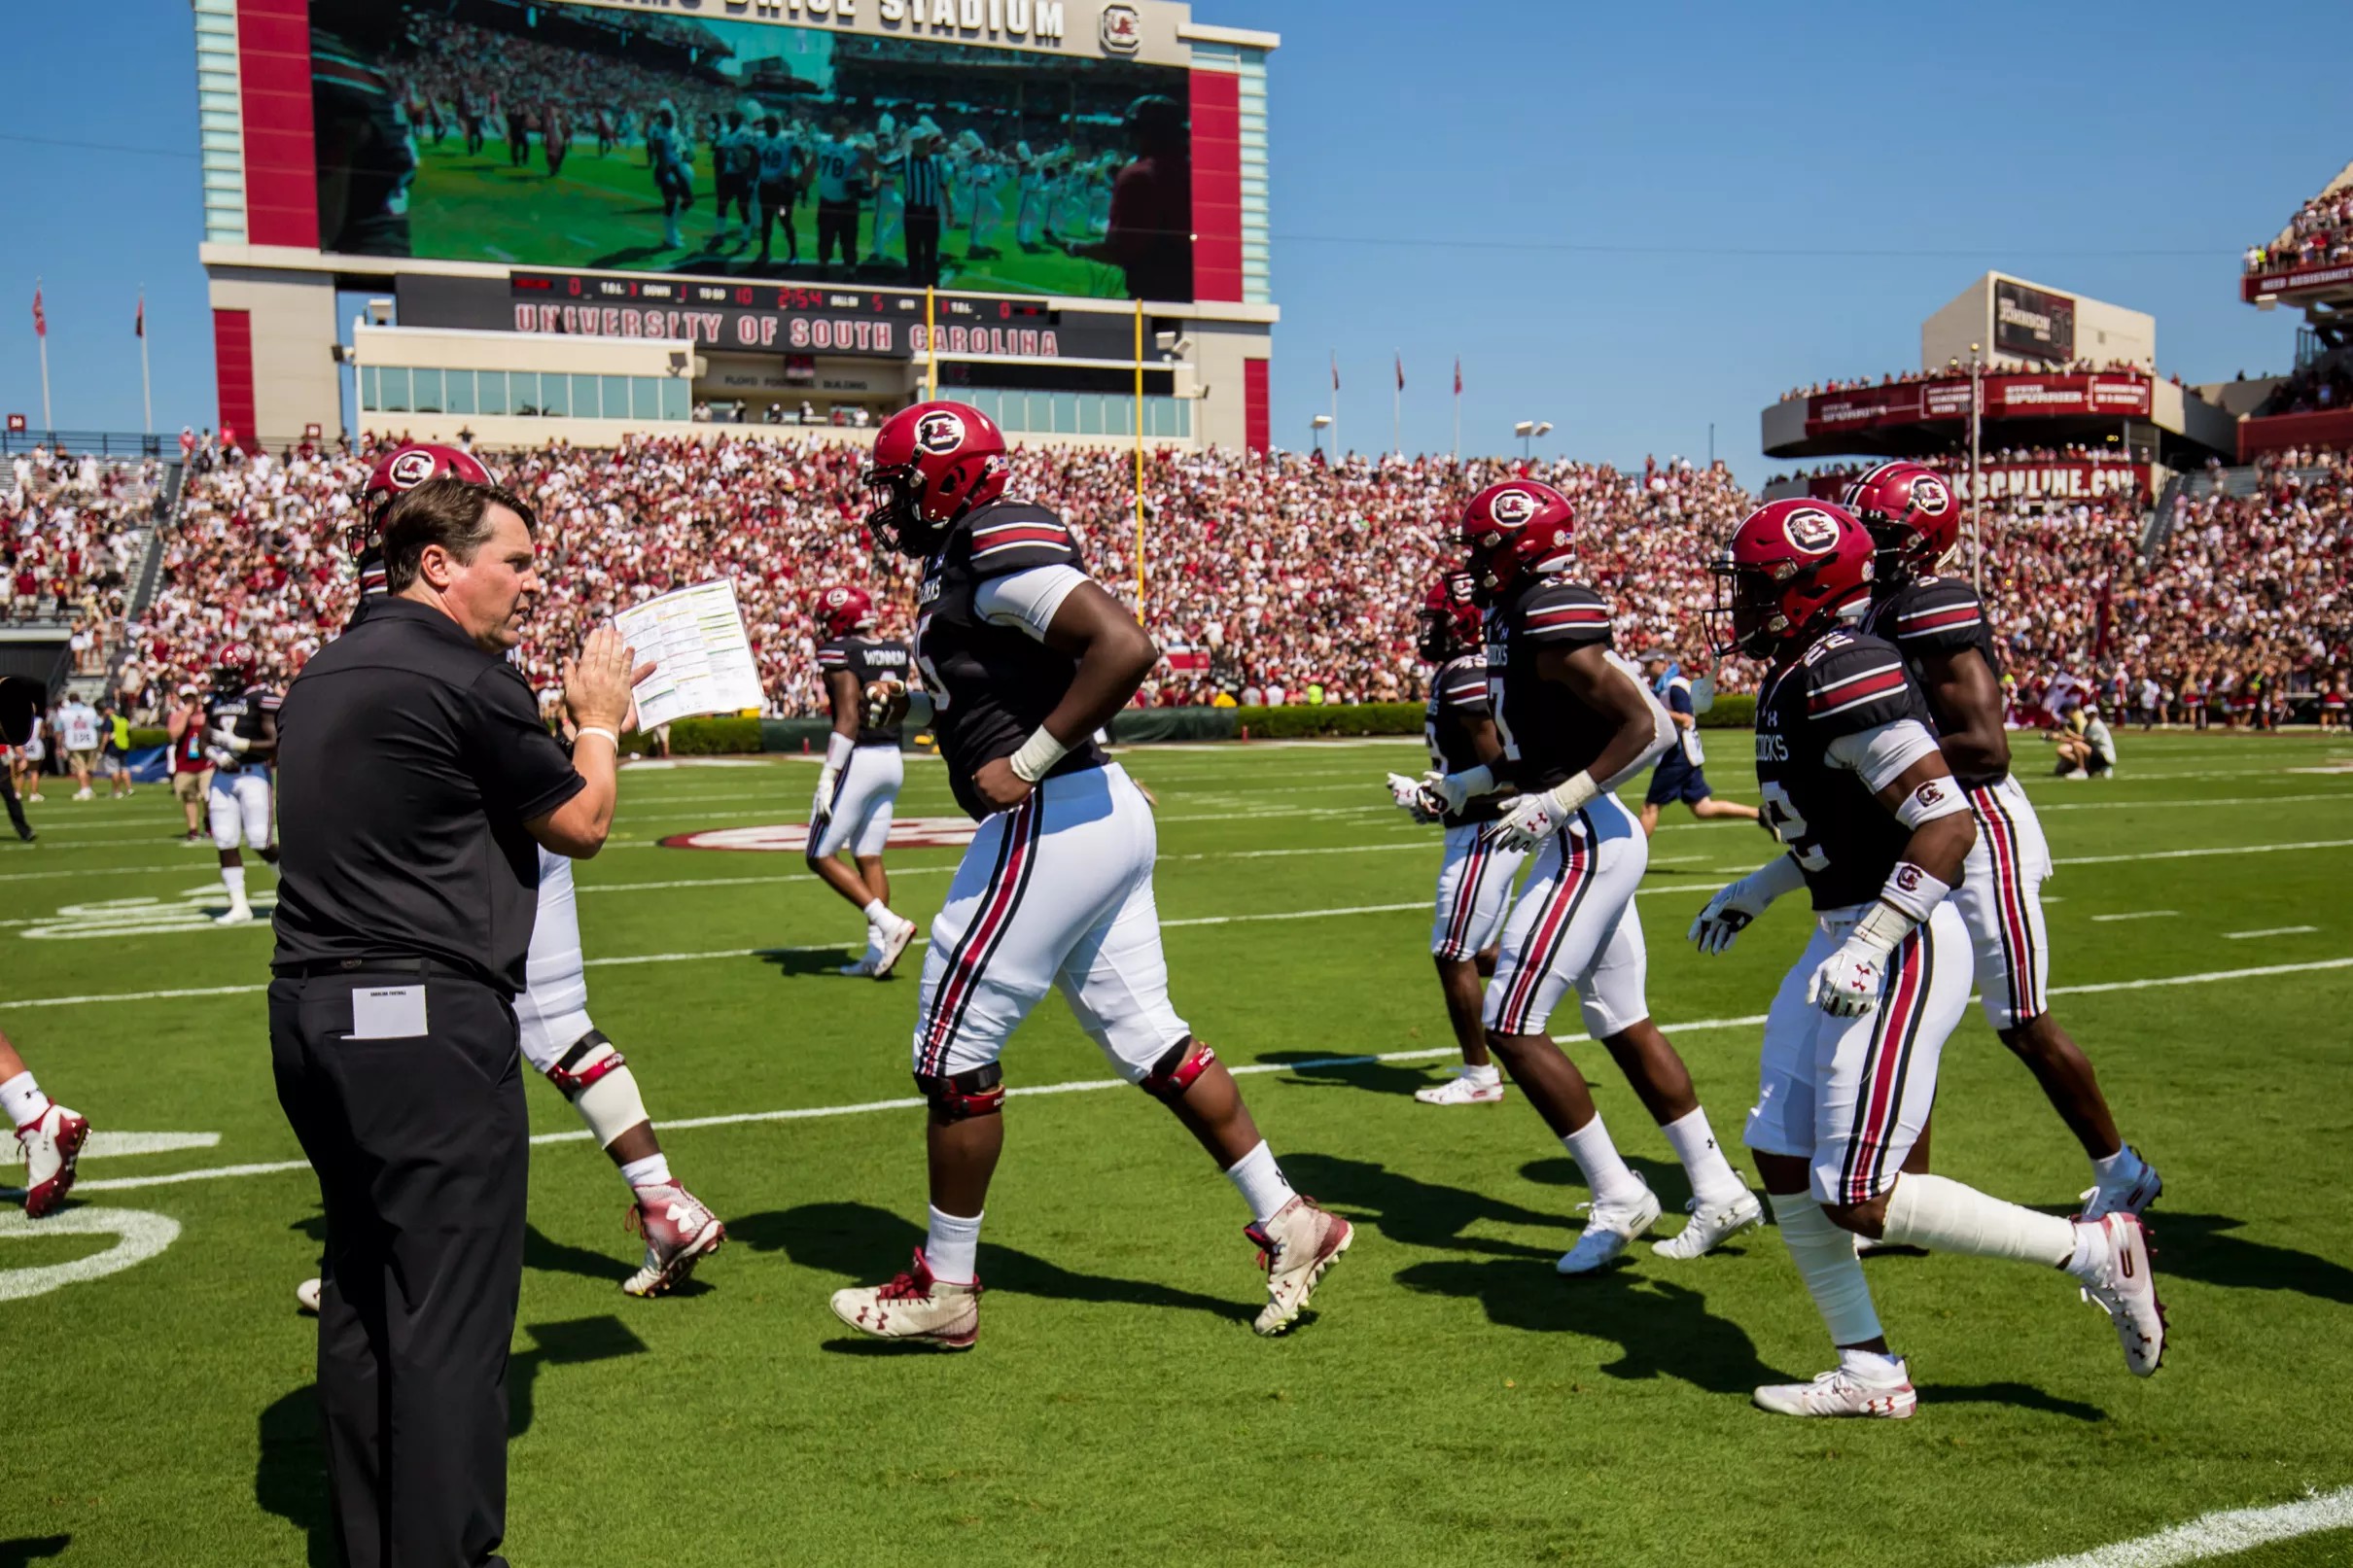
[1884,578,1988,654]
[1823,718,1943,793]
[973,564,1090,645]
[466,664,587,823]
[1516,581,1613,645]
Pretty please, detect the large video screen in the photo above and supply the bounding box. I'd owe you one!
[309,0,1194,301]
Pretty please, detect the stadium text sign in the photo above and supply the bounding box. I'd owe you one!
[2241,259,2353,301]
[1800,461,2150,505]
[1805,374,2151,438]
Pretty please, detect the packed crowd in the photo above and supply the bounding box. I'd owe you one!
[2244,183,2353,275]
[99,433,2349,734]
[4,452,159,679]
[396,17,742,152]
[1779,362,2167,402]
[2253,354,2353,417]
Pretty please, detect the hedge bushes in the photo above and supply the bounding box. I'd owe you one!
[1233,702,1423,739]
[620,715,765,755]
[1697,694,1755,729]
[128,727,170,750]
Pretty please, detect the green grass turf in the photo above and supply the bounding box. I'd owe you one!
[405,138,1124,297]
[4,731,2353,1565]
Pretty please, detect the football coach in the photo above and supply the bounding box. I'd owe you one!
[268,474,646,1568]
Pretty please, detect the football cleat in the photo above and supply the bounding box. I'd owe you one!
[2080,1148,2163,1221]
[2075,1212,2166,1376]
[1652,1189,1765,1260]
[1414,1066,1505,1105]
[1246,1195,1353,1336]
[18,1103,89,1218]
[1753,1363,1917,1419]
[870,913,918,980]
[837,937,880,979]
[829,1249,981,1349]
[621,1183,727,1298]
[296,1277,322,1315]
[1557,1181,1662,1275]
[214,901,256,926]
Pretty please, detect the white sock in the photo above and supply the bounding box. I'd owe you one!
[619,1152,671,1193]
[221,865,247,905]
[1462,1062,1500,1084]
[860,897,890,925]
[1880,1172,2076,1268]
[1224,1140,1297,1225]
[1563,1112,1646,1207]
[925,1203,984,1284]
[2090,1144,2140,1186]
[1659,1106,1747,1205]
[1838,1346,1906,1383]
[0,1070,52,1130]
[1768,1191,1886,1348]
[2064,1222,2106,1280]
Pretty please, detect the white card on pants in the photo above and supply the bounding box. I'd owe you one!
[351,985,429,1039]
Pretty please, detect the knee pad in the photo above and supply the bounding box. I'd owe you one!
[547,1029,650,1148]
[1140,1035,1215,1103]
[915,1062,1004,1121]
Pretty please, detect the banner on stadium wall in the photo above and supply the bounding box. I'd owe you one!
[1993,280,2076,363]
[1799,461,2150,504]
[1803,374,2151,438]
[2241,260,2353,301]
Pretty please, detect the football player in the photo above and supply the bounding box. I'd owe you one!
[296,444,724,1302]
[828,401,1352,1348]
[1693,500,2163,1419]
[0,677,88,1217]
[204,643,281,926]
[1419,482,1762,1271]
[1844,463,2159,1218]
[1386,577,1528,1104]
[807,582,920,978]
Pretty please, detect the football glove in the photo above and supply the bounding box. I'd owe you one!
[1807,930,1890,1018]
[1419,764,1494,817]
[861,677,909,730]
[1494,789,1567,853]
[812,764,839,824]
[1386,772,1440,823]
[1687,854,1806,957]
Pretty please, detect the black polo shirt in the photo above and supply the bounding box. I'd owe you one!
[270,597,584,994]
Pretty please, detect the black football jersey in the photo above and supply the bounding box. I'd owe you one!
[1424,652,1502,827]
[816,635,912,747]
[206,685,282,773]
[1753,628,1938,911]
[1483,575,1619,792]
[915,500,1109,821]
[1861,574,2006,788]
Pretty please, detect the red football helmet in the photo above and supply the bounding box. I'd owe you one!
[211,643,260,694]
[360,443,496,539]
[815,583,875,640]
[1414,576,1482,662]
[1457,481,1576,603]
[862,401,1010,556]
[1706,500,1877,660]
[1843,461,1961,575]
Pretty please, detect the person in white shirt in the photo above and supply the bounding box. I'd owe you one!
[55,696,102,801]
[2054,705,2118,779]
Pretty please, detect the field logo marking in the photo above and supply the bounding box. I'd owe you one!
[660,818,977,853]
[20,888,268,941]
[0,1207,182,1302]
[2004,1482,2353,1568]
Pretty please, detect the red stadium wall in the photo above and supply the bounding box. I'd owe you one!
[1244,358,1269,454]
[1189,70,1243,303]
[238,0,317,247]
[2238,407,2353,461]
[214,310,256,449]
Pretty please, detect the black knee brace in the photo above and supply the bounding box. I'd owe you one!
[1141,1035,1215,1103]
[915,1062,1004,1121]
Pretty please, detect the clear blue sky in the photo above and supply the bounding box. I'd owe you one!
[2,0,2345,485]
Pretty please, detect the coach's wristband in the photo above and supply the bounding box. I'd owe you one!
[825,731,856,769]
[575,726,620,750]
[1008,725,1071,784]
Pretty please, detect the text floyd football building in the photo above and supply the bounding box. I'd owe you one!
[194,0,1276,450]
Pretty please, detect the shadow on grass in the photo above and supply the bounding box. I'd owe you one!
[1252,1053,1445,1098]
[755,947,866,979]
[1927,1381,2106,1422]
[257,1316,649,1564]
[728,1201,1257,1333]
[2138,1210,2353,1306]
[0,1539,71,1566]
[1278,1151,1559,1260]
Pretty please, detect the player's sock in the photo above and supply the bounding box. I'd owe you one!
[1462,1062,1500,1085]
[1223,1139,1297,1225]
[1880,1172,2075,1268]
[1768,1192,1885,1346]
[2090,1143,2141,1186]
[1562,1112,1647,1207]
[925,1203,984,1285]
[860,897,891,925]
[0,1070,53,1130]
[221,865,247,906]
[1838,1346,1906,1383]
[1659,1105,1747,1206]
[619,1152,672,1194]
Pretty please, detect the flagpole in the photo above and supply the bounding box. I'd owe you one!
[36,277,52,431]
[139,290,153,436]
[1391,352,1400,458]
[1329,352,1339,460]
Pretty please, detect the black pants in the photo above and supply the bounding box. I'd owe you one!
[756,180,797,260]
[905,202,941,286]
[271,964,529,1568]
[817,196,859,266]
[0,768,27,839]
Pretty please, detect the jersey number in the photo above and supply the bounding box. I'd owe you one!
[1757,781,1831,872]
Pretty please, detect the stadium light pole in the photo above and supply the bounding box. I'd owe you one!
[1968,342,1984,593]
[1514,419,1552,462]
[1311,413,1332,456]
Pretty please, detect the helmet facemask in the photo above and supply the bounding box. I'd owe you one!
[861,464,934,558]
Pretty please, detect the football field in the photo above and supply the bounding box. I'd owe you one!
[5,731,2351,1566]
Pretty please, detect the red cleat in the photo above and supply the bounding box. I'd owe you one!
[18,1104,89,1219]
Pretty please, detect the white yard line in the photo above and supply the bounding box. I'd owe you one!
[2224,925,2318,939]
[2090,912,2177,923]
[51,955,2353,1194]
[2056,837,2353,867]
[2004,1483,2353,1568]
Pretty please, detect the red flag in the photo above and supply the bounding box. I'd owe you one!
[31,285,45,339]
[1454,358,1462,396]
[135,294,144,338]
[1394,354,1404,392]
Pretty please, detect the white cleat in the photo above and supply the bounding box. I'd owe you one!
[830,1249,981,1348]
[214,901,256,926]
[1754,1362,1917,1419]
[1652,1188,1765,1260]
[18,1103,89,1218]
[2080,1147,2163,1221]
[1247,1194,1353,1336]
[1414,1066,1505,1105]
[622,1182,727,1298]
[2074,1212,2167,1376]
[870,914,918,979]
[296,1277,322,1315]
[1557,1182,1662,1275]
[837,937,881,978]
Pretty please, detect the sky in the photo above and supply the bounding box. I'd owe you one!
[1,0,2347,487]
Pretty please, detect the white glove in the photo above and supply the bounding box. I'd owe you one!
[861,678,908,730]
[1386,772,1439,823]
[1419,764,1494,816]
[1807,930,1890,1018]
[208,725,252,754]
[1493,770,1598,854]
[813,764,839,823]
[1687,854,1806,957]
